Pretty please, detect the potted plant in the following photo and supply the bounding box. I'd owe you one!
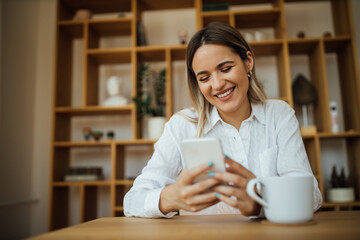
[133,64,166,139]
[326,165,355,202]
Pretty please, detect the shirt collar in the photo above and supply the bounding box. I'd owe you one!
[203,102,266,134]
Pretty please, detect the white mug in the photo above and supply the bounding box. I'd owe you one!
[246,176,313,223]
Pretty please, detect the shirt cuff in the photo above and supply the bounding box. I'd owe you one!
[144,187,177,218]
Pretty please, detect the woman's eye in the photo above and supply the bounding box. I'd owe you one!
[221,66,232,72]
[199,76,210,82]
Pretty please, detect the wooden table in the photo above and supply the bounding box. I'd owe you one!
[32,211,360,240]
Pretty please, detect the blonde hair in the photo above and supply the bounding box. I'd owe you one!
[185,22,266,137]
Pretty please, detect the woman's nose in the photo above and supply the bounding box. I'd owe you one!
[212,73,225,90]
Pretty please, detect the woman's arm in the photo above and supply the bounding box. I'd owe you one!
[275,103,323,211]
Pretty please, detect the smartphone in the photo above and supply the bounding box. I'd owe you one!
[182,137,226,183]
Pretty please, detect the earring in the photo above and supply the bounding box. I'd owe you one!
[247,71,253,80]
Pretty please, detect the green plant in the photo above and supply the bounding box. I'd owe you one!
[330,165,352,188]
[133,64,166,118]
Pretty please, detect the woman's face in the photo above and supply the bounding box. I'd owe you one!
[192,44,253,118]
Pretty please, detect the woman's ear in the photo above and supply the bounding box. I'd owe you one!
[244,51,254,72]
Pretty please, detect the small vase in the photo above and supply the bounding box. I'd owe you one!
[326,187,355,202]
[148,116,166,139]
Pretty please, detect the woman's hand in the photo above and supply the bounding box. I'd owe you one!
[211,157,261,217]
[159,162,220,214]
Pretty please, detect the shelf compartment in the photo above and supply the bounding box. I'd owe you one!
[318,131,360,139]
[55,105,134,116]
[85,51,133,106]
[114,185,131,208]
[58,22,84,38]
[234,8,281,29]
[250,40,283,56]
[58,0,132,21]
[170,45,187,61]
[87,18,133,49]
[324,36,352,53]
[55,24,84,108]
[252,41,291,103]
[138,0,194,11]
[202,11,231,26]
[288,38,319,55]
[50,186,69,230]
[87,49,132,64]
[288,40,331,132]
[324,40,360,132]
[202,0,277,6]
[136,47,166,62]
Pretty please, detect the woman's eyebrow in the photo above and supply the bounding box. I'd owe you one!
[217,60,234,68]
[196,60,235,77]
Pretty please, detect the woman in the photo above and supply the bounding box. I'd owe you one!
[124,22,322,218]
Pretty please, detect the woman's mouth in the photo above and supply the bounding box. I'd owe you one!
[216,87,235,98]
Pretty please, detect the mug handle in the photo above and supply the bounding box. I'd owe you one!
[246,178,269,208]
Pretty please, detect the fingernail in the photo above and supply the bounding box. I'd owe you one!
[215,193,221,199]
[225,155,229,159]
[207,161,213,167]
[208,172,215,177]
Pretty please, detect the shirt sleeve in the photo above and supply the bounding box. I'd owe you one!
[123,118,184,218]
[274,102,323,212]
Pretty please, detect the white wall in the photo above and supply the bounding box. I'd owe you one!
[0,0,359,239]
[0,0,55,239]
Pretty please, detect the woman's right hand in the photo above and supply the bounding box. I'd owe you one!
[159,162,220,214]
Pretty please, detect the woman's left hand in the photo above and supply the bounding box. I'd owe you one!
[211,157,261,217]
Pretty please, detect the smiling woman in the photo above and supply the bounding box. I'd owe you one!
[123,22,322,219]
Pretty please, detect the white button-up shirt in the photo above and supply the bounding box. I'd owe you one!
[124,100,323,218]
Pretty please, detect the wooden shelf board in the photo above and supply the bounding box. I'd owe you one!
[302,133,316,139]
[55,105,133,116]
[53,139,155,148]
[114,206,124,211]
[53,180,112,187]
[234,8,281,29]
[250,39,283,56]
[115,180,135,185]
[59,0,132,15]
[87,48,132,64]
[322,201,360,208]
[203,0,274,5]
[54,141,112,147]
[318,131,360,139]
[115,139,156,145]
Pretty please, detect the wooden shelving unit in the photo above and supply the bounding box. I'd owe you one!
[49,0,360,230]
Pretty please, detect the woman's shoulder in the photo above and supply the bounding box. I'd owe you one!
[263,99,294,115]
[166,108,198,134]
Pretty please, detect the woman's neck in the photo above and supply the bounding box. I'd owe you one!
[218,99,251,131]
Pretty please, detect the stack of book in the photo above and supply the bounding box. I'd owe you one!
[64,167,103,181]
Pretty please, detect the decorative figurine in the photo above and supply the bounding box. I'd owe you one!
[107,131,115,140]
[292,74,317,134]
[91,131,103,141]
[179,30,188,44]
[83,127,92,141]
[323,31,332,38]
[102,76,128,106]
[297,31,306,38]
[73,9,92,20]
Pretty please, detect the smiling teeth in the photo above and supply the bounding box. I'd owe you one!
[217,88,234,98]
